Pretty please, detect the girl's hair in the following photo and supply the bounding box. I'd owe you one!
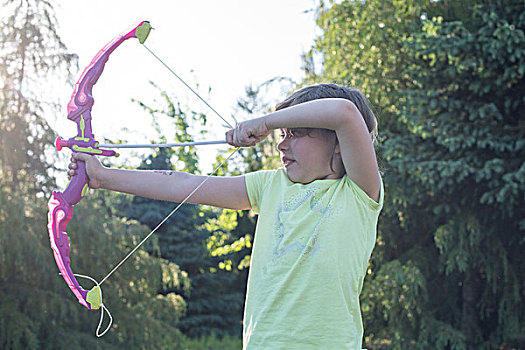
[275,83,378,140]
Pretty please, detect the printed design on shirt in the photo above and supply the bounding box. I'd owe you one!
[273,187,333,261]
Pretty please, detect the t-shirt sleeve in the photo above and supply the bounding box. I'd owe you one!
[344,173,384,212]
[244,170,277,214]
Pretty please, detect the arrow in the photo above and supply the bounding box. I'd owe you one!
[97,140,228,148]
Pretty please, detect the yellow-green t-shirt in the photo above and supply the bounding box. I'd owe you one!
[243,168,383,350]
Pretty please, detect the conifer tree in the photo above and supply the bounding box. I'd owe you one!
[306,0,524,348]
[126,87,248,338]
[0,2,191,347]
[385,2,525,348]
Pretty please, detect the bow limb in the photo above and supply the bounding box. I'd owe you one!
[48,170,97,309]
[47,21,152,311]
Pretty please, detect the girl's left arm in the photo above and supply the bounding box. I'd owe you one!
[226,98,381,202]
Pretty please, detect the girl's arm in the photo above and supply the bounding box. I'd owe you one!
[226,98,381,202]
[70,153,251,210]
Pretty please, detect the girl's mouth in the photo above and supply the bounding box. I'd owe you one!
[282,157,295,167]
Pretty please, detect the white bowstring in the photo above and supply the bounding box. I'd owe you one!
[98,147,239,286]
[81,40,240,337]
[98,43,239,287]
[142,44,235,130]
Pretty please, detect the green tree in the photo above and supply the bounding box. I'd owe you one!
[383,3,525,348]
[125,87,248,338]
[303,0,428,131]
[0,0,74,194]
[206,81,287,275]
[306,0,524,349]
[200,80,291,337]
[0,1,192,348]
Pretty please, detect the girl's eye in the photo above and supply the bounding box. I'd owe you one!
[279,128,307,139]
[289,128,308,137]
[279,129,293,139]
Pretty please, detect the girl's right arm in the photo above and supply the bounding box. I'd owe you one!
[69,153,251,210]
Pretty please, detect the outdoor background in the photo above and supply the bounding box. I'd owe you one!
[1,0,524,349]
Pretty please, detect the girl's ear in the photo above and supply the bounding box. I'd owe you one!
[335,141,341,154]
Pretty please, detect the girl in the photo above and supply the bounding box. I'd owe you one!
[70,83,383,349]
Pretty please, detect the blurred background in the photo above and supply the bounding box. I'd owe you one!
[0,0,523,349]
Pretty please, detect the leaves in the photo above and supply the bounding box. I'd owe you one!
[307,0,525,348]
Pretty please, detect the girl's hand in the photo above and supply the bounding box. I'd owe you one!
[68,153,105,189]
[225,116,271,147]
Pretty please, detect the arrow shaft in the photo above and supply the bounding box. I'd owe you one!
[98,140,227,148]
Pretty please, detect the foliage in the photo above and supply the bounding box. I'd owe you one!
[386,3,525,348]
[305,0,427,126]
[124,87,247,338]
[207,80,286,268]
[0,0,76,196]
[179,332,242,350]
[307,0,525,349]
[0,0,195,348]
[0,184,190,349]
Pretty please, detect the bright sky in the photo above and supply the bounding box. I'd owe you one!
[54,0,319,170]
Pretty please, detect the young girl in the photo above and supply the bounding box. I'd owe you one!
[69,83,383,349]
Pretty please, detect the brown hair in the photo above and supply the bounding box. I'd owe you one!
[275,83,378,140]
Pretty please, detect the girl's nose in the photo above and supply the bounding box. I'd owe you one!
[277,138,288,152]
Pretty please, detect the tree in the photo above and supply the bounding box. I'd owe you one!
[384,3,525,348]
[197,80,292,337]
[0,1,191,348]
[0,0,74,194]
[303,0,428,132]
[305,0,524,349]
[124,86,248,338]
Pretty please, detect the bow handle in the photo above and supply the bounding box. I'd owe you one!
[62,159,88,206]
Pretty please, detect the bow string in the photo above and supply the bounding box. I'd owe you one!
[47,21,238,337]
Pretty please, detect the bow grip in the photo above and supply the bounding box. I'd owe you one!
[62,160,89,206]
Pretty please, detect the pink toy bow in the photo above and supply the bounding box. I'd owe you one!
[47,21,152,335]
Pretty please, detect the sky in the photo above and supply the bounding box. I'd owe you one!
[54,0,320,170]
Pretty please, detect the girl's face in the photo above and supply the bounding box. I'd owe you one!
[277,128,343,184]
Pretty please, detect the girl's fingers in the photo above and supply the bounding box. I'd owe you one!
[225,129,234,146]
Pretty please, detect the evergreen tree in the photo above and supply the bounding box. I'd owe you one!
[125,86,247,338]
[306,0,525,349]
[384,2,525,348]
[0,1,191,347]
[0,0,74,194]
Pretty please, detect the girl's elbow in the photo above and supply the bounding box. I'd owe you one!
[335,99,362,127]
